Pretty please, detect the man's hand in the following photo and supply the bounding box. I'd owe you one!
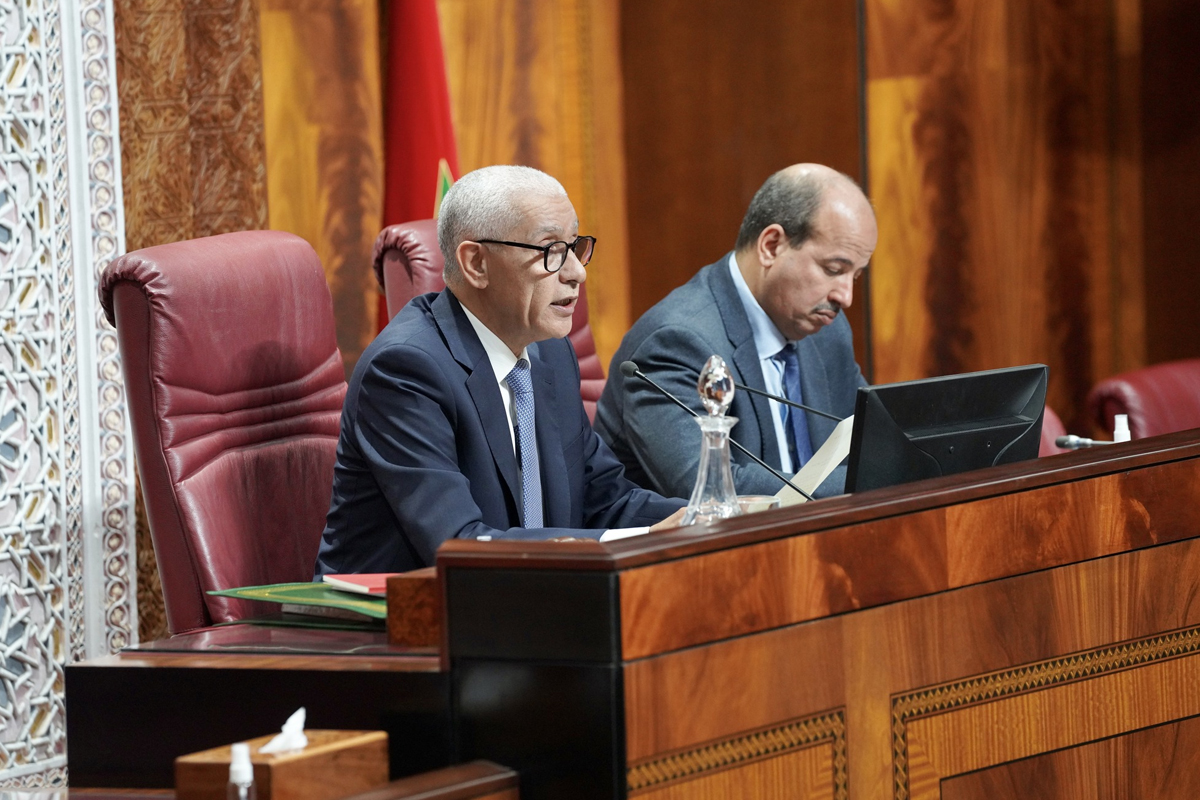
[650,507,688,532]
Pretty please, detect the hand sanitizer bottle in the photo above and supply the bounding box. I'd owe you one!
[1113,414,1131,443]
[227,743,256,800]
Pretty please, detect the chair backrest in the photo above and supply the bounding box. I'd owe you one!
[1087,359,1200,439]
[372,221,606,419]
[100,231,347,634]
[1039,404,1067,456]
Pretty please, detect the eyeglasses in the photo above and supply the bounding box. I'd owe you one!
[476,236,597,273]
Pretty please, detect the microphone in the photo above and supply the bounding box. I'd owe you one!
[620,361,815,502]
[732,382,844,422]
[1055,434,1115,450]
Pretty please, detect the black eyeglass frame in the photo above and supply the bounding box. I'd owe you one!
[476,236,597,273]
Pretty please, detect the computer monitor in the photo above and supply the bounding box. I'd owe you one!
[844,364,1048,493]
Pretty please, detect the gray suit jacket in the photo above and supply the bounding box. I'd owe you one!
[595,256,867,498]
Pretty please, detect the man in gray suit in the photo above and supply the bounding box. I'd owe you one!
[595,164,876,499]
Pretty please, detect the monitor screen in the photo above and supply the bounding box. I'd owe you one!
[845,365,1048,493]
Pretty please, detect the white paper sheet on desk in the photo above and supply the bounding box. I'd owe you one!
[774,415,855,507]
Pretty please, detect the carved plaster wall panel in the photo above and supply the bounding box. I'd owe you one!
[0,0,135,785]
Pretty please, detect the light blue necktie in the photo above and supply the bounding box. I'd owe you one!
[774,343,814,469]
[506,359,543,528]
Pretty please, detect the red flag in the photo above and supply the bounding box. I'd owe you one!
[380,0,460,330]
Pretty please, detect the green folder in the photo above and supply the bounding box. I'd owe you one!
[209,582,387,620]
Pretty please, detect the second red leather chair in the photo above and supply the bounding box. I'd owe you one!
[372,221,606,420]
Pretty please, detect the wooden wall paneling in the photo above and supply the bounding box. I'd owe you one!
[259,0,384,377]
[1141,0,1200,364]
[116,0,270,643]
[186,0,269,237]
[115,0,195,251]
[619,0,869,374]
[436,0,630,369]
[866,1,1129,432]
[621,537,1200,798]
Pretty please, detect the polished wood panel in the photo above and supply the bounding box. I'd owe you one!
[623,538,1200,762]
[620,0,868,372]
[259,0,383,376]
[342,760,518,800]
[619,451,1200,659]
[904,653,1200,797]
[1142,0,1200,364]
[866,0,1136,431]
[437,428,1200,576]
[632,743,835,800]
[387,568,441,648]
[939,715,1200,799]
[436,0,630,368]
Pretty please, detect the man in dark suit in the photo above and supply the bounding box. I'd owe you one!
[316,166,685,575]
[595,164,875,499]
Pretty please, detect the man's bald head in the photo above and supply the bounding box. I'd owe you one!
[735,164,868,254]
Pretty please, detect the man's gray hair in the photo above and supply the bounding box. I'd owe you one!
[734,167,860,252]
[437,165,568,283]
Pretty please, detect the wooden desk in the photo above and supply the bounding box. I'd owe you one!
[436,429,1200,799]
[69,430,1200,798]
[65,626,450,788]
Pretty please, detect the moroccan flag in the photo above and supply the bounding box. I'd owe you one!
[379,0,460,331]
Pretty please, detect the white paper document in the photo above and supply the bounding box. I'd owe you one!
[774,415,855,507]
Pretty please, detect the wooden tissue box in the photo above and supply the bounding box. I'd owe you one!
[176,730,388,800]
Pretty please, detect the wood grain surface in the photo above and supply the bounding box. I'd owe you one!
[866,0,1137,432]
[340,760,518,800]
[939,714,1200,799]
[617,444,1200,658]
[1141,0,1200,364]
[437,429,1200,574]
[620,0,868,372]
[622,537,1200,798]
[387,568,441,648]
[259,0,383,377]
[436,0,630,368]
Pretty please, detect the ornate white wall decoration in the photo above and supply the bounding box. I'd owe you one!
[65,0,134,662]
[0,0,133,784]
[0,0,75,781]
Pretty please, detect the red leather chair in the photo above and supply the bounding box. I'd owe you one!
[1087,359,1200,439]
[372,221,606,420]
[100,231,347,634]
[1039,405,1067,456]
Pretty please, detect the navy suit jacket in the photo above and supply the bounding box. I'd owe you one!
[594,256,867,499]
[315,289,684,575]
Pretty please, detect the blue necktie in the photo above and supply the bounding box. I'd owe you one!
[506,359,543,528]
[775,344,814,469]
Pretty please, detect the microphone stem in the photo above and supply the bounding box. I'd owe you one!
[633,370,815,503]
[733,382,843,421]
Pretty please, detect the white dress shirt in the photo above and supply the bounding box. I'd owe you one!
[727,252,797,474]
[460,304,648,541]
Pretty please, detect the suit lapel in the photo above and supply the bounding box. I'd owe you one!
[796,335,837,451]
[707,261,782,470]
[528,342,570,527]
[433,291,521,506]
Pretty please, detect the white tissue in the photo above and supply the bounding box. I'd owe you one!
[258,707,308,754]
